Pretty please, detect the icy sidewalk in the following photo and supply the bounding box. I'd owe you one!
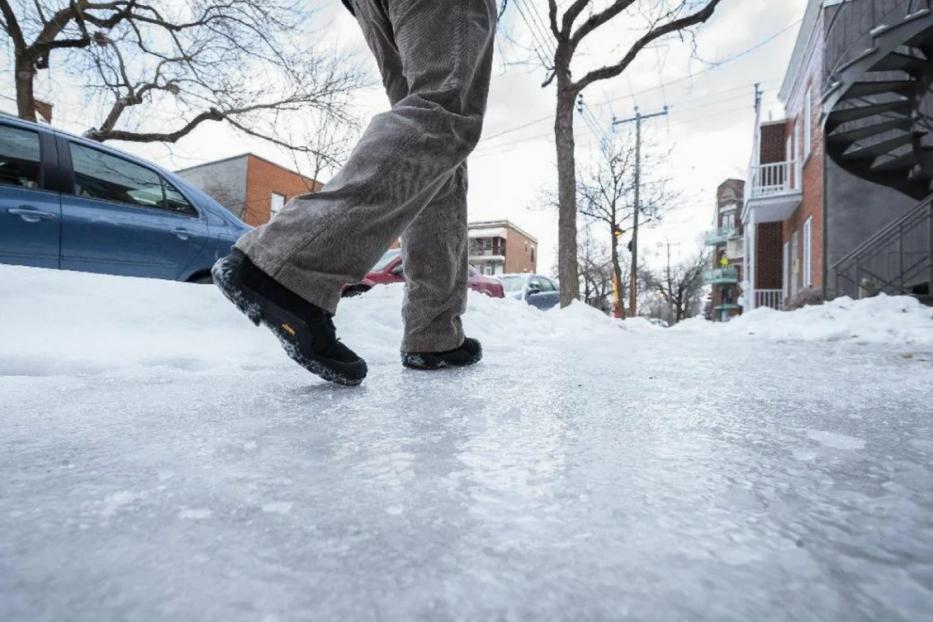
[1,266,932,621]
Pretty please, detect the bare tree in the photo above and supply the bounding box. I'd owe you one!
[1,1,361,161]
[642,248,710,324]
[578,129,675,316]
[528,0,724,307]
[578,227,616,313]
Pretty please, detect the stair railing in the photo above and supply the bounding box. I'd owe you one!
[824,0,932,86]
[832,193,933,298]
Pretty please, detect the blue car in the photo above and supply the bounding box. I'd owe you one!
[0,115,249,283]
[498,273,561,310]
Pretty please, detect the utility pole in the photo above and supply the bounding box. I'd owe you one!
[613,105,668,318]
[658,241,681,323]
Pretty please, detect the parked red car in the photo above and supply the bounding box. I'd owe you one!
[342,249,505,298]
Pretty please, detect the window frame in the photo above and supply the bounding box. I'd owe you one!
[802,216,813,288]
[0,122,46,192]
[803,86,812,161]
[270,192,286,218]
[61,138,200,219]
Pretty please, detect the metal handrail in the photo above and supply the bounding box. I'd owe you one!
[824,0,932,81]
[832,192,933,269]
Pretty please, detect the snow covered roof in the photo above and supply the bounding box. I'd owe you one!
[468,227,507,239]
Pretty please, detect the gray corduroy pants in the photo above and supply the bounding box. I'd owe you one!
[235,0,496,353]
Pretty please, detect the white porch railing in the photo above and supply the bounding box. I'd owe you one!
[748,160,801,199]
[755,289,784,310]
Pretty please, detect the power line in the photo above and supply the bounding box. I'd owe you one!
[475,18,799,146]
[473,83,773,157]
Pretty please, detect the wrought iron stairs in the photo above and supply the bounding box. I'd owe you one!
[823,0,933,200]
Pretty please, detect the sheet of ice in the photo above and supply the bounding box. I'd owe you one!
[1,265,932,621]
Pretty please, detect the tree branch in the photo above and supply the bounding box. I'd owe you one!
[573,0,723,92]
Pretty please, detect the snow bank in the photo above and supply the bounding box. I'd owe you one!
[0,265,632,377]
[674,294,933,347]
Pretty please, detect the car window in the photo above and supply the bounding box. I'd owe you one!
[0,125,41,189]
[372,249,401,271]
[528,277,543,291]
[537,277,556,292]
[499,275,525,293]
[70,143,165,211]
[162,179,197,217]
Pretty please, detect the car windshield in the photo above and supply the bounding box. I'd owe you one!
[371,249,401,271]
[498,275,525,293]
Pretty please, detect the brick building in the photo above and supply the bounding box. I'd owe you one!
[742,0,924,311]
[176,154,321,226]
[703,179,745,321]
[468,220,537,275]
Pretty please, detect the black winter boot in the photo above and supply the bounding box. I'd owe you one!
[401,338,483,370]
[212,249,367,386]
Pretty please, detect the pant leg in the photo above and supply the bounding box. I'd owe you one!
[234,0,496,317]
[400,164,468,352]
[349,0,469,353]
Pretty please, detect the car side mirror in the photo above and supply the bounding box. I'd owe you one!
[526,286,540,297]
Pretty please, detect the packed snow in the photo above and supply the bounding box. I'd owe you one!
[1,265,932,621]
[674,293,933,347]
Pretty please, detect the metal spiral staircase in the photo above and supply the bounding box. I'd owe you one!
[823,0,933,300]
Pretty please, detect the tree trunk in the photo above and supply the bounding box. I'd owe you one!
[14,57,37,121]
[554,86,579,307]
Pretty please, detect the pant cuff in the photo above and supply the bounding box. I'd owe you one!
[235,239,344,315]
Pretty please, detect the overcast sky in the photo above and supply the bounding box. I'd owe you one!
[1,0,809,273]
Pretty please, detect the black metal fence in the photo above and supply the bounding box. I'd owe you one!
[833,193,933,298]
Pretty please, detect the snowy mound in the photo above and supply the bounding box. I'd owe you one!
[0,265,632,377]
[675,294,933,347]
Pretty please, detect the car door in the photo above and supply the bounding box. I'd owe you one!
[526,276,560,310]
[59,139,208,280]
[0,123,61,269]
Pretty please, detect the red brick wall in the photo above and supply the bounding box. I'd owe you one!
[782,56,824,298]
[756,222,783,290]
[504,230,537,273]
[759,123,786,164]
[242,155,322,226]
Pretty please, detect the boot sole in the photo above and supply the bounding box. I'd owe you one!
[212,258,364,387]
[401,349,483,371]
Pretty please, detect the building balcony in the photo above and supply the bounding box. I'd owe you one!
[469,254,505,263]
[704,227,738,246]
[703,267,739,284]
[743,160,803,223]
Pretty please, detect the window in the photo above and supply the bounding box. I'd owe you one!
[803,217,813,288]
[271,192,286,218]
[721,212,735,230]
[790,230,799,298]
[162,180,197,217]
[803,86,812,159]
[0,125,41,189]
[70,143,195,216]
[372,249,401,271]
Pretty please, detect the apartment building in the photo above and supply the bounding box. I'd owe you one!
[743,0,932,311]
[176,154,321,226]
[703,179,746,321]
[468,220,538,275]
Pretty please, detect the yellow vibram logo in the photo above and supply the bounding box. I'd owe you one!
[281,323,296,336]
